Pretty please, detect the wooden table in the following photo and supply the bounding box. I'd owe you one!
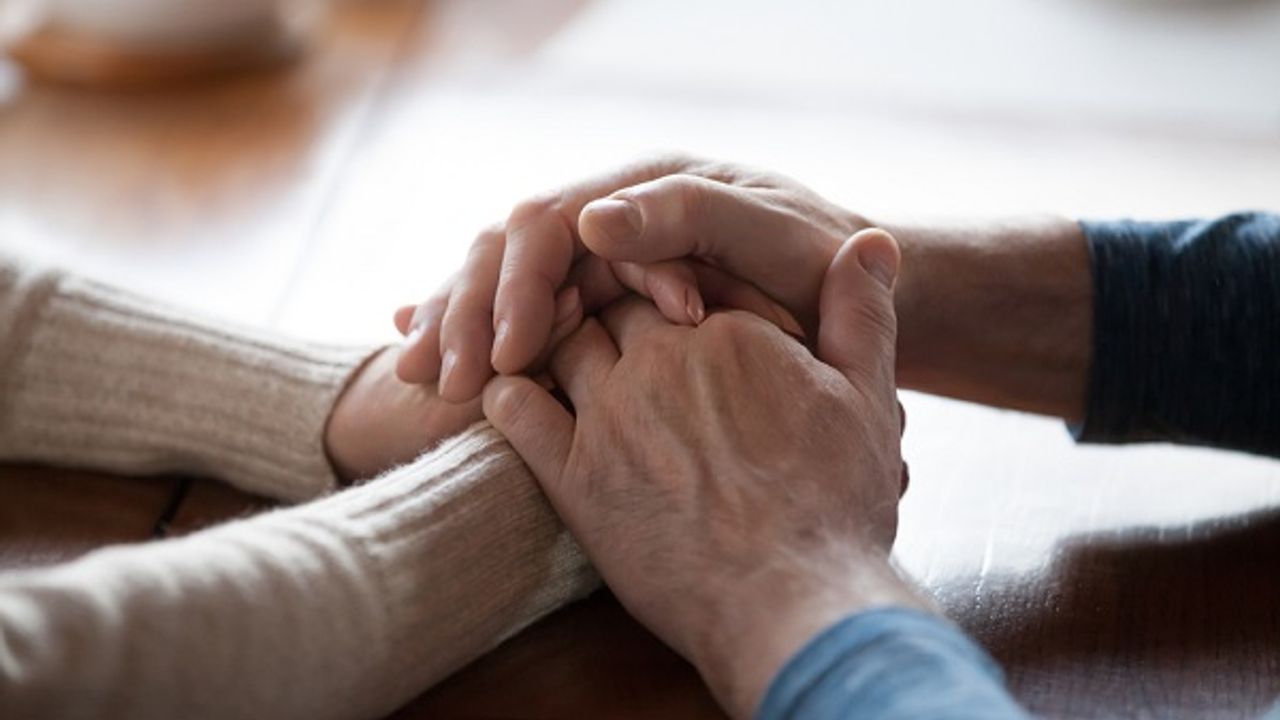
[3,1,1280,717]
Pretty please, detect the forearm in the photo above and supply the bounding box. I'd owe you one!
[0,425,598,719]
[0,252,370,502]
[883,211,1280,456]
[881,216,1093,422]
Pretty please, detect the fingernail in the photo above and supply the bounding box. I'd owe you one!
[589,198,643,244]
[684,287,706,325]
[491,320,510,365]
[857,242,898,290]
[439,350,458,396]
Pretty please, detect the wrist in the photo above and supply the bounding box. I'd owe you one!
[879,216,1092,421]
[695,547,930,719]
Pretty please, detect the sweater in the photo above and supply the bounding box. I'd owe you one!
[0,251,598,719]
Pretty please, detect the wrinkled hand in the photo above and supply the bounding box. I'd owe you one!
[394,154,869,402]
[482,230,924,718]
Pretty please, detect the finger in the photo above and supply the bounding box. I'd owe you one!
[687,263,804,338]
[439,228,506,402]
[610,260,705,326]
[569,255,705,329]
[602,257,802,339]
[817,228,901,390]
[492,202,576,375]
[489,159,706,375]
[567,254,628,314]
[598,296,669,354]
[393,305,415,335]
[528,286,585,372]
[549,286,584,347]
[548,318,619,411]
[395,294,447,384]
[483,375,574,484]
[578,174,836,317]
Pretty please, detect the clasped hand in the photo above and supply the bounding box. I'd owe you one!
[392,155,924,718]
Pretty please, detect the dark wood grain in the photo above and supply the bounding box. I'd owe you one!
[397,592,725,720]
[957,510,1280,719]
[4,458,1280,719]
[0,464,174,570]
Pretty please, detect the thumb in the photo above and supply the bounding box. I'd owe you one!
[578,175,833,322]
[817,228,900,390]
[482,376,574,487]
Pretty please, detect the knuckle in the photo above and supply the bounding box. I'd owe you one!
[506,193,562,229]
[645,151,697,175]
[698,311,757,345]
[467,226,504,260]
[489,381,536,426]
[443,275,487,309]
[671,175,709,226]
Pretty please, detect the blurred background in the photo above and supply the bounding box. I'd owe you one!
[1,0,1277,337]
[1,1,1279,715]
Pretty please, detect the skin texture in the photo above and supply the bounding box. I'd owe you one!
[483,231,927,719]
[324,287,587,482]
[322,347,483,483]
[886,217,1092,421]
[377,156,1095,717]
[393,156,1093,422]
[394,155,865,402]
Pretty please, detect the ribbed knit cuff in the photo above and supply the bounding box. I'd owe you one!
[1074,214,1280,457]
[320,424,599,699]
[0,268,373,502]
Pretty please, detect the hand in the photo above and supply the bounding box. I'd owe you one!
[482,230,926,718]
[394,154,869,402]
[322,347,482,483]
[326,274,591,483]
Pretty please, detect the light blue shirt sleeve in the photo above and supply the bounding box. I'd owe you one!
[756,608,1032,720]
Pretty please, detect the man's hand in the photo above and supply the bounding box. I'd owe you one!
[482,230,926,719]
[394,154,868,402]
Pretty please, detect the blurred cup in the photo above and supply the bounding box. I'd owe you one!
[1,0,325,87]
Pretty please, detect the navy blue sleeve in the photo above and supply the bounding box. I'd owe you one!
[1075,212,1280,457]
[756,608,1031,720]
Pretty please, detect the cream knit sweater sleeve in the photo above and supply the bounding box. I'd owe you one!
[0,252,598,719]
[0,252,366,502]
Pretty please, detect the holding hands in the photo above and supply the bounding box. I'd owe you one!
[393,155,927,718]
[483,231,922,717]
[393,154,874,401]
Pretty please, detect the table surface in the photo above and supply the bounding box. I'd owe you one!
[2,1,1280,717]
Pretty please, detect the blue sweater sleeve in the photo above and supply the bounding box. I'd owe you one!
[756,608,1031,720]
[1075,212,1280,457]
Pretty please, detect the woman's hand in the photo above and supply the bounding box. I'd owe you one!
[324,282,585,482]
[393,154,869,402]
